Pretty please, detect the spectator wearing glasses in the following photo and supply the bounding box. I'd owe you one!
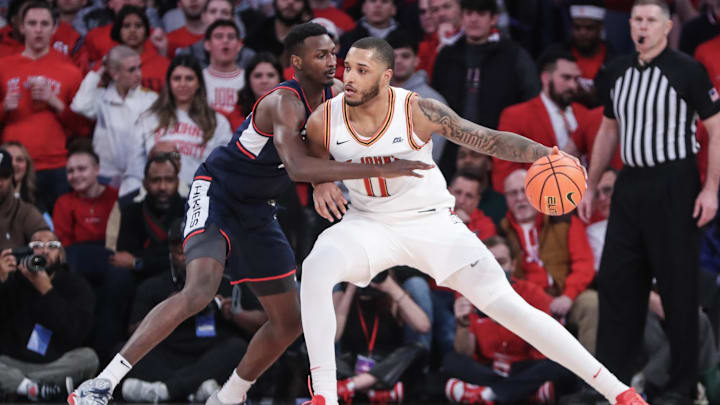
[0,229,98,402]
[0,149,50,251]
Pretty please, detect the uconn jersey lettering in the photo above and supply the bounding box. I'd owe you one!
[198,78,334,201]
[325,86,454,214]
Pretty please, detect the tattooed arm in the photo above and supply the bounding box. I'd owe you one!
[412,95,552,163]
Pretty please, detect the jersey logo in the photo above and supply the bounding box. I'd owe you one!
[336,139,350,145]
[566,192,577,206]
[393,137,403,144]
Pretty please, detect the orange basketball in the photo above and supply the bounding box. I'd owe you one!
[524,154,587,216]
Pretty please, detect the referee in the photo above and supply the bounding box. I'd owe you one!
[578,0,720,403]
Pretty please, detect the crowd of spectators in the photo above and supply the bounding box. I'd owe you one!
[0,0,719,403]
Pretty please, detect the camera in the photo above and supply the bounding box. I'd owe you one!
[11,247,47,273]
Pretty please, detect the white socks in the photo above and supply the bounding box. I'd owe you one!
[98,353,133,391]
[217,370,254,404]
[442,263,629,404]
[309,366,339,404]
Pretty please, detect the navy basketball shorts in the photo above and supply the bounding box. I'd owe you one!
[182,173,297,296]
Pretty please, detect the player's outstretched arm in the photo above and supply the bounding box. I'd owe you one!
[412,96,552,163]
[272,94,433,184]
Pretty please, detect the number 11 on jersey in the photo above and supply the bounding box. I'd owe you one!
[363,177,390,197]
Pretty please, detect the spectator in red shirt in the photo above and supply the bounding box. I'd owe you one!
[417,0,462,80]
[444,235,573,404]
[0,1,91,211]
[53,0,84,57]
[53,147,118,247]
[79,0,146,71]
[166,0,208,58]
[500,169,598,354]
[309,0,355,34]
[110,5,169,92]
[448,170,496,240]
[229,52,282,130]
[0,0,27,58]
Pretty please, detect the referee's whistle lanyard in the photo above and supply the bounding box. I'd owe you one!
[357,302,379,356]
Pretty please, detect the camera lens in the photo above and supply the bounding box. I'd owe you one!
[20,255,47,272]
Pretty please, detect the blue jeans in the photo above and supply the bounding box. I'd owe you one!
[402,276,433,350]
[432,289,457,356]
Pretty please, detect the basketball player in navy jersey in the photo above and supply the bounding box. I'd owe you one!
[69,24,433,405]
[299,38,648,405]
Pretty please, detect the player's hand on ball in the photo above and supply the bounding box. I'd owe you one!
[381,159,434,178]
[550,146,587,180]
[313,182,347,223]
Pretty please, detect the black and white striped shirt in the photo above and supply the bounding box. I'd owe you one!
[603,47,720,167]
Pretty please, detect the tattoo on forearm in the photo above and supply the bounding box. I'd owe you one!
[417,98,549,162]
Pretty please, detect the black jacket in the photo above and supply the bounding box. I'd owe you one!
[117,193,185,276]
[0,267,94,363]
[431,37,540,177]
[338,24,406,59]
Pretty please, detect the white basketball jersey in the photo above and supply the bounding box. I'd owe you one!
[325,87,455,215]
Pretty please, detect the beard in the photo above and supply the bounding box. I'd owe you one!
[549,80,574,109]
[344,82,380,107]
[573,37,600,56]
[276,8,306,25]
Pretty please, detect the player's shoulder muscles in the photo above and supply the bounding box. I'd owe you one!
[411,94,459,141]
[267,89,307,133]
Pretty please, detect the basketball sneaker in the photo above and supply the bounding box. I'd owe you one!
[367,381,403,404]
[530,382,555,403]
[615,388,648,405]
[445,378,493,404]
[29,377,73,402]
[206,390,249,405]
[67,378,113,405]
[337,379,354,404]
[302,377,326,405]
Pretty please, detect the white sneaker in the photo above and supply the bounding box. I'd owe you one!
[193,380,220,403]
[206,390,247,405]
[121,378,167,403]
[68,378,113,405]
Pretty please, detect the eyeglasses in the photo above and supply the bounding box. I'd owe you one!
[29,241,62,249]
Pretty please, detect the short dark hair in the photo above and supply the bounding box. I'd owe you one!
[350,37,395,69]
[204,19,240,41]
[536,48,577,74]
[21,0,56,23]
[483,235,514,259]
[386,30,418,54]
[632,0,670,18]
[460,0,497,14]
[284,22,328,56]
[144,154,180,177]
[68,147,100,166]
[450,169,483,194]
[111,5,150,44]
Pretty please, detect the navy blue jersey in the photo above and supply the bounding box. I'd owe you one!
[198,78,334,202]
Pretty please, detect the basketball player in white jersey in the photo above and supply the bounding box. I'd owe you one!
[299,37,648,405]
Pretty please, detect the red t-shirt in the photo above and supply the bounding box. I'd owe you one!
[571,43,606,81]
[467,278,552,364]
[167,27,203,58]
[82,24,116,71]
[52,186,119,246]
[139,43,170,92]
[312,7,356,32]
[0,26,24,59]
[466,209,497,240]
[52,21,81,57]
[0,51,91,170]
[417,32,439,80]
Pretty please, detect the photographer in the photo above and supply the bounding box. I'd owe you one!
[0,230,98,401]
[332,270,431,403]
[0,149,50,251]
